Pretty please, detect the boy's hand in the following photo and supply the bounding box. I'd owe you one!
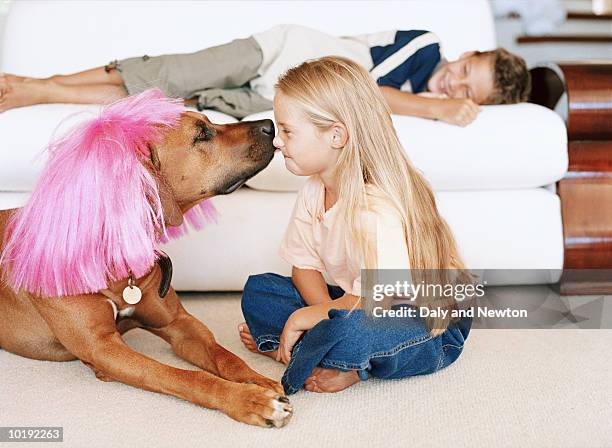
[277,313,305,365]
[434,98,481,127]
[417,92,448,99]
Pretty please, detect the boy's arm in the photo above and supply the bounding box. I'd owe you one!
[292,266,332,305]
[379,86,481,127]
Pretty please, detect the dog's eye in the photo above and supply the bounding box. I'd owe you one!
[195,126,214,143]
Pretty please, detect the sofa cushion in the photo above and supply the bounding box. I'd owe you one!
[0,105,237,191]
[1,101,568,193]
[165,187,564,289]
[242,104,568,192]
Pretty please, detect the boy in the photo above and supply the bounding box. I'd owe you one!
[0,24,530,127]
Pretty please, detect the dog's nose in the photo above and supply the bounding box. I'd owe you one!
[259,119,275,137]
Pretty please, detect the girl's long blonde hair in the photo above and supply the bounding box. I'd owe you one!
[276,56,471,335]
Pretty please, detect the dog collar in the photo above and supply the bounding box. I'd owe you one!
[122,275,142,304]
[118,252,172,305]
[156,251,173,299]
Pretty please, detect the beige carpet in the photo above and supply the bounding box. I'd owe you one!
[1,291,611,448]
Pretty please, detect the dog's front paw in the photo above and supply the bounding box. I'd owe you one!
[224,383,293,428]
[245,375,285,396]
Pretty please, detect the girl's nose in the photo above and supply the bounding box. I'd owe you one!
[273,134,284,149]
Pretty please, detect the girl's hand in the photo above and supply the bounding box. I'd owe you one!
[275,295,360,364]
[277,314,305,365]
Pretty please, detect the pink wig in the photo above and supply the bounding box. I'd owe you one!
[1,88,216,297]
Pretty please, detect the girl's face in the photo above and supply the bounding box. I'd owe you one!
[273,91,342,177]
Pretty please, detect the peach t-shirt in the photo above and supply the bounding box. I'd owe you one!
[279,176,410,296]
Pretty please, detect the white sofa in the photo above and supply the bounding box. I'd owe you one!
[0,0,568,290]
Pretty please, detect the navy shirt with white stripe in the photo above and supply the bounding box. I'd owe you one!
[364,30,442,93]
[249,25,443,100]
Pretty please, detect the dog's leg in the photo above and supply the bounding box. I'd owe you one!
[29,295,292,427]
[140,288,286,396]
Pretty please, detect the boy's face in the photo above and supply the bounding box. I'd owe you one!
[427,52,495,104]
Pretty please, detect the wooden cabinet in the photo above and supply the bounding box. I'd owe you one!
[531,62,612,294]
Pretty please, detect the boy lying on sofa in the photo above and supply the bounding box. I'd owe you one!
[0,24,530,127]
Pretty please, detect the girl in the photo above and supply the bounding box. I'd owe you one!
[238,56,472,395]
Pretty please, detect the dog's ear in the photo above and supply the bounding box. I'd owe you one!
[156,170,185,228]
[143,150,184,228]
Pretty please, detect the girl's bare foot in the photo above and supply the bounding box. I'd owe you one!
[238,323,287,365]
[0,74,50,113]
[304,367,360,393]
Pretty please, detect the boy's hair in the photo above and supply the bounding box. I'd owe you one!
[478,48,531,105]
[276,56,472,335]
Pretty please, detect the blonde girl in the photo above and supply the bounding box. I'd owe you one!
[239,56,472,395]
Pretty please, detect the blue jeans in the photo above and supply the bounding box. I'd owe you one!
[241,273,471,395]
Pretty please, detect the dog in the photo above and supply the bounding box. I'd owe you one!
[0,89,293,428]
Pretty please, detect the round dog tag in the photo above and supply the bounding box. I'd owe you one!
[122,285,142,304]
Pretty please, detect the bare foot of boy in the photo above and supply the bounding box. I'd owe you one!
[0,74,9,101]
[238,322,287,365]
[304,367,360,393]
[0,74,49,113]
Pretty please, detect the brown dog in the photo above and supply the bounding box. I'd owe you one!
[0,109,293,428]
